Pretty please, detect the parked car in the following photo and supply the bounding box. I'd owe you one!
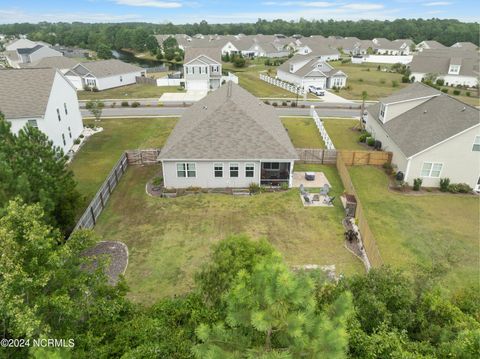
[308,86,325,96]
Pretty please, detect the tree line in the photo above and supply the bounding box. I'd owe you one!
[0,18,478,58]
[0,116,479,357]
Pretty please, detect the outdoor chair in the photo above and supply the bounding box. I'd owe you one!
[303,194,311,204]
[312,194,320,202]
[324,195,336,206]
[320,184,330,196]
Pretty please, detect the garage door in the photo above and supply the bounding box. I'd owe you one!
[186,80,209,91]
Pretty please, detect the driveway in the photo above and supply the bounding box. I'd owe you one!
[159,90,207,103]
[312,90,354,104]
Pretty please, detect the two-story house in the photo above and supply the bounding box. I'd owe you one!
[183,47,222,91]
[277,54,347,90]
[364,83,480,189]
[0,68,84,154]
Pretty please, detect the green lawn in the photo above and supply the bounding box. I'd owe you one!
[349,166,479,292]
[329,61,408,101]
[94,163,363,304]
[281,117,325,148]
[78,84,185,100]
[70,117,177,214]
[323,118,366,150]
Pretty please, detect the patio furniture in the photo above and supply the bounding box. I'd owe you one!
[312,194,320,202]
[324,195,336,206]
[303,194,311,203]
[320,184,330,196]
[305,172,316,181]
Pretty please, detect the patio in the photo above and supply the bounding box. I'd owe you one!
[292,171,331,188]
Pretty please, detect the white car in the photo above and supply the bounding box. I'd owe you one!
[308,86,325,96]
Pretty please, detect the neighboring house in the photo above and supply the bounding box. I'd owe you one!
[183,47,222,91]
[4,41,62,68]
[4,38,38,51]
[451,42,478,51]
[52,45,91,58]
[296,40,340,60]
[416,40,446,52]
[409,49,479,87]
[0,68,83,154]
[64,59,145,91]
[364,83,480,189]
[24,56,78,73]
[372,38,414,55]
[277,54,347,89]
[158,82,298,189]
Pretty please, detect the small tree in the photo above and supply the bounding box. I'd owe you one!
[96,43,112,59]
[360,91,368,130]
[86,100,105,122]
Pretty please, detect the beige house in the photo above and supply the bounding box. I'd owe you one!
[364,83,480,190]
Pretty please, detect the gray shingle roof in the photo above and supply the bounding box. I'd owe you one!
[409,49,479,77]
[70,59,143,78]
[382,95,479,157]
[159,83,298,161]
[16,44,43,54]
[0,68,57,119]
[184,47,221,64]
[378,82,440,104]
[26,56,78,69]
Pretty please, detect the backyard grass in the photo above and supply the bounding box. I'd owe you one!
[323,118,366,150]
[349,166,479,292]
[94,163,363,305]
[281,117,325,148]
[69,117,177,214]
[77,84,185,100]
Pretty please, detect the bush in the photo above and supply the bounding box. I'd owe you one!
[79,134,84,138]
[280,182,289,191]
[413,178,422,191]
[466,91,471,97]
[131,101,140,108]
[272,102,278,107]
[121,101,129,107]
[401,75,410,83]
[441,88,448,94]
[358,78,364,82]
[249,183,261,194]
[448,183,472,193]
[392,80,399,87]
[366,137,375,146]
[453,89,461,96]
[233,56,246,68]
[73,138,81,145]
[151,176,163,187]
[110,102,116,108]
[290,102,297,107]
[359,133,368,143]
[382,162,394,175]
[263,100,270,105]
[436,79,445,86]
[281,101,288,106]
[379,78,386,84]
[300,104,306,108]
[439,178,450,192]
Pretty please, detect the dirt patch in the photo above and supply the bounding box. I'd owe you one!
[82,241,129,285]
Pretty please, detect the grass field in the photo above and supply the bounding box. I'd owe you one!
[94,163,363,304]
[78,84,185,100]
[323,118,366,150]
[281,117,325,148]
[349,166,479,292]
[69,117,177,214]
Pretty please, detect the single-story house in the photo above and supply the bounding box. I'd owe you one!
[296,40,340,61]
[409,49,479,87]
[451,42,478,51]
[158,82,299,189]
[416,40,446,52]
[183,47,222,91]
[4,38,38,51]
[373,38,414,55]
[64,59,145,91]
[24,56,78,73]
[0,68,84,154]
[364,82,480,189]
[277,54,347,89]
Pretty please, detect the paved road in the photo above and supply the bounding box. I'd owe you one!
[81,106,360,119]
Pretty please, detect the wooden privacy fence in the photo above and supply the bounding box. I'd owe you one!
[296,148,337,164]
[336,155,384,268]
[74,149,161,231]
[135,76,157,86]
[340,150,392,166]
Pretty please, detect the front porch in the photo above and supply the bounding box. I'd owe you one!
[260,162,292,186]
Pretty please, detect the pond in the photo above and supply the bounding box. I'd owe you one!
[112,49,182,71]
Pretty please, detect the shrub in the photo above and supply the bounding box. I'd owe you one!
[392,80,399,87]
[436,79,445,86]
[358,78,364,82]
[413,178,422,191]
[281,101,288,106]
[280,182,289,191]
[439,178,450,192]
[272,102,278,107]
[290,102,297,107]
[73,138,81,145]
[466,91,471,97]
[110,102,116,107]
[441,88,448,94]
[382,162,394,175]
[300,104,306,108]
[358,133,368,143]
[121,101,129,107]
[249,183,261,194]
[401,75,410,83]
[79,134,84,139]
[131,101,140,108]
[448,183,472,193]
[264,100,270,105]
[366,137,375,146]
[453,89,461,95]
[151,176,163,187]
[380,78,386,84]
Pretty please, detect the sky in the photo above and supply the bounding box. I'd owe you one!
[0,0,478,24]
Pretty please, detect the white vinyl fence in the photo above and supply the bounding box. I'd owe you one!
[310,106,335,150]
[259,74,305,95]
[156,78,183,86]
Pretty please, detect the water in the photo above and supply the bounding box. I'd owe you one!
[112,49,182,71]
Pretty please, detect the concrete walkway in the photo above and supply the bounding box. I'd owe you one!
[312,90,354,104]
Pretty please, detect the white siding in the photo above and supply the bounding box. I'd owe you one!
[162,160,261,188]
[28,47,62,63]
[95,71,143,91]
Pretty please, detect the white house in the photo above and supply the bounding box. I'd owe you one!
[0,68,84,154]
[296,41,340,61]
[409,49,479,87]
[451,42,478,51]
[372,38,414,55]
[5,38,38,51]
[364,83,480,189]
[416,40,446,52]
[183,47,222,91]
[64,59,145,91]
[4,40,62,68]
[158,82,298,189]
[277,54,347,90]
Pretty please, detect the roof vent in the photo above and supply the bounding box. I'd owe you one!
[203,105,208,110]
[423,109,427,114]
[461,107,466,112]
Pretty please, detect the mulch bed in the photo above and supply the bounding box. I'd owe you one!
[146,180,163,197]
[82,241,129,285]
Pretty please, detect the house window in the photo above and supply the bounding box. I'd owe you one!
[380,103,386,118]
[214,163,223,177]
[177,163,196,178]
[27,119,38,128]
[420,162,443,178]
[56,108,61,121]
[64,103,68,115]
[245,163,254,178]
[68,126,72,138]
[472,136,480,151]
[120,75,123,82]
[263,162,280,170]
[230,163,239,178]
[62,133,66,146]
[86,78,96,87]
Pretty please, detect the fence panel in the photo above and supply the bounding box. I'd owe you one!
[259,74,305,96]
[295,148,338,164]
[336,154,383,268]
[135,76,157,86]
[340,150,392,166]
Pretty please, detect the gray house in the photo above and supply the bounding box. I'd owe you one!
[183,47,222,91]
[158,82,298,189]
[365,83,480,190]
